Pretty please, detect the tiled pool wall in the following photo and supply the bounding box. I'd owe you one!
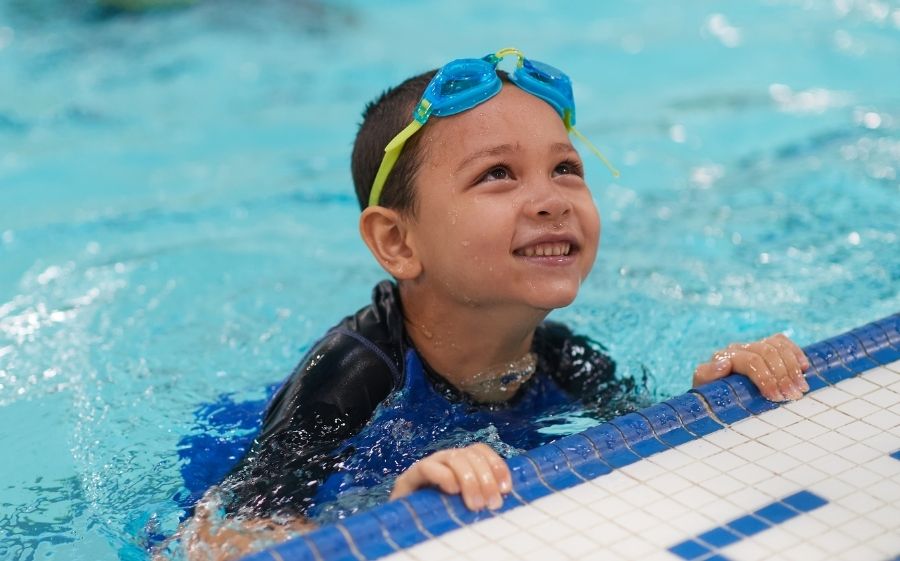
[239,313,900,561]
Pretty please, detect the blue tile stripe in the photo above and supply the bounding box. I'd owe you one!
[239,312,899,561]
[668,491,828,561]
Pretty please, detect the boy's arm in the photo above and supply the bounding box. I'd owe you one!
[693,333,810,401]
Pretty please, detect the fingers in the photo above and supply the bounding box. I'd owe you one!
[390,444,511,512]
[712,333,809,402]
[693,357,732,386]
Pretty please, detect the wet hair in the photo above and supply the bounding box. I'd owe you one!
[351,69,512,214]
[351,69,437,215]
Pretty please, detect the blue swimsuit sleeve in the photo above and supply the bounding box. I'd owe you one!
[219,320,401,518]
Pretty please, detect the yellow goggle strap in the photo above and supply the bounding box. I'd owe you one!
[570,125,620,178]
[368,119,424,207]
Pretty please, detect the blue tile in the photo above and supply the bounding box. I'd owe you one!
[340,513,397,559]
[803,342,843,373]
[299,525,356,561]
[524,444,584,490]
[855,323,891,351]
[891,450,900,461]
[818,364,856,385]
[721,375,777,415]
[663,395,723,437]
[824,339,878,374]
[506,455,554,503]
[434,492,487,525]
[370,500,429,549]
[263,537,319,561]
[691,381,750,425]
[639,405,696,447]
[668,539,711,560]
[582,423,641,468]
[553,435,612,480]
[702,555,733,561]
[755,501,797,524]
[804,372,829,391]
[611,413,668,457]
[869,345,900,366]
[875,315,900,346]
[781,490,828,513]
[828,334,875,366]
[402,490,460,537]
[727,514,770,537]
[696,526,741,548]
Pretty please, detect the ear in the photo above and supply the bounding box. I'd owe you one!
[359,206,422,280]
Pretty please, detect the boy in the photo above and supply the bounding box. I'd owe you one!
[174,48,810,559]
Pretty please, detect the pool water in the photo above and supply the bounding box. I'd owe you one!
[1,0,898,559]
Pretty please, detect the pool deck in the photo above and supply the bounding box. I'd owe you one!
[240,313,900,561]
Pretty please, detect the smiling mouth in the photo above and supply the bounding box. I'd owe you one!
[514,242,575,257]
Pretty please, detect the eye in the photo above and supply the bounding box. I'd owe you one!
[553,159,584,177]
[479,165,511,183]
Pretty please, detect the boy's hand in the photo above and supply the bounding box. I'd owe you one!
[390,443,512,511]
[693,333,811,402]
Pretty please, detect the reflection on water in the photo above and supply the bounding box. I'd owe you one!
[1,0,898,559]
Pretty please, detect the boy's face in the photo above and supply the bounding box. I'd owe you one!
[405,84,601,312]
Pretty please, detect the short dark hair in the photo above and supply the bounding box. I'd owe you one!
[351,69,437,214]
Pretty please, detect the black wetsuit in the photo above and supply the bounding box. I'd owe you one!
[221,281,628,521]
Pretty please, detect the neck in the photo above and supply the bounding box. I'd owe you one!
[399,282,548,403]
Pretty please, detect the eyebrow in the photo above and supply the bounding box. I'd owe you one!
[454,142,577,174]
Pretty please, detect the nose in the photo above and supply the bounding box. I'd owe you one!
[524,179,573,221]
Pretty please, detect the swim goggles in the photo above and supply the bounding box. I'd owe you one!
[368,47,620,207]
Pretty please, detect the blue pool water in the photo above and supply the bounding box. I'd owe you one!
[1,1,898,559]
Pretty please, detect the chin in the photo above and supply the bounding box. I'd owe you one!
[523,279,581,311]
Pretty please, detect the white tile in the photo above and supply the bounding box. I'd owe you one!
[783,441,828,463]
[726,486,773,510]
[593,470,638,493]
[810,408,856,429]
[704,450,748,472]
[836,465,882,490]
[754,475,799,499]
[519,545,569,561]
[862,408,900,430]
[555,533,596,557]
[755,451,801,474]
[809,475,856,500]
[782,463,828,486]
[619,458,666,482]
[863,386,900,408]
[645,472,694,496]
[835,441,882,464]
[530,518,574,542]
[838,516,887,540]
[760,407,804,428]
[809,386,855,407]
[613,508,661,535]
[868,502,900,530]
[802,525,855,552]
[861,428,900,453]
[809,430,856,453]
[464,541,517,561]
[646,448,694,470]
[783,396,830,418]
[405,537,456,561]
[884,359,900,372]
[666,510,716,535]
[632,521,686,547]
[731,416,777,439]
[532,492,579,517]
[780,541,825,561]
[678,460,724,484]
[809,503,860,527]
[730,440,776,462]
[638,497,690,520]
[863,366,900,386]
[722,537,773,561]
[561,481,608,504]
[587,495,636,519]
[498,530,548,556]
[671,485,719,508]
[582,520,629,545]
[784,419,829,440]
[781,514,830,539]
[616,484,664,508]
[835,543,889,561]
[835,419,881,440]
[557,508,604,532]
[835,397,880,419]
[471,515,519,541]
[728,462,774,485]
[501,503,550,528]
[864,455,900,478]
[702,472,744,496]
[608,534,657,559]
[867,531,900,556]
[757,430,803,450]
[836,377,880,397]
[676,438,721,459]
[703,427,749,450]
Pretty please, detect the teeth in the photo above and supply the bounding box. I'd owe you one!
[520,242,571,257]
